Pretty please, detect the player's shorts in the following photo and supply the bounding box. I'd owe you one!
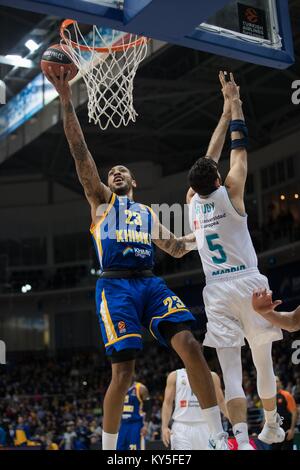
[95,276,195,355]
[171,421,210,450]
[117,419,145,450]
[203,268,283,349]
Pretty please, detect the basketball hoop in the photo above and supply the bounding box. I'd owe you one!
[60,19,148,130]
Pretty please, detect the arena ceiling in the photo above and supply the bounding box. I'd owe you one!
[0,0,300,195]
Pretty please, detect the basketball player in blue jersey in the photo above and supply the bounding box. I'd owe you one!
[45,67,229,451]
[117,380,150,450]
[187,72,285,449]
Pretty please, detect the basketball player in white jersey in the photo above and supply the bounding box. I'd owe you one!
[162,369,229,450]
[187,72,285,449]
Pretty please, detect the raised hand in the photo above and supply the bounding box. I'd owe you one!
[252,288,282,316]
[44,65,72,104]
[220,72,241,102]
[219,71,231,118]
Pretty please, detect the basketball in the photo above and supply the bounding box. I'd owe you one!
[40,44,78,80]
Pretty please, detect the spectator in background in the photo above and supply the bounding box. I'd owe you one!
[59,424,77,450]
[292,378,300,404]
[272,376,298,451]
[147,415,161,441]
[0,420,6,447]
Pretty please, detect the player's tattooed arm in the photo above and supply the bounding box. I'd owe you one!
[44,66,111,216]
[62,100,111,204]
[152,213,196,258]
[206,71,231,163]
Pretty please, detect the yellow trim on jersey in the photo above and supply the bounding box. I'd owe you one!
[90,193,116,265]
[105,333,142,347]
[90,193,117,234]
[100,290,117,343]
[135,382,143,404]
[149,308,190,339]
[145,204,155,218]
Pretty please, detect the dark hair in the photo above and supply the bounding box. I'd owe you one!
[129,169,136,181]
[188,157,219,196]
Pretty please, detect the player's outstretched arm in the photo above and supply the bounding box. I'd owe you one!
[206,71,231,163]
[151,211,196,258]
[186,71,231,205]
[161,372,176,448]
[224,73,247,216]
[252,289,300,332]
[44,66,111,220]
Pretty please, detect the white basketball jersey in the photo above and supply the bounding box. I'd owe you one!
[172,369,205,423]
[189,186,258,282]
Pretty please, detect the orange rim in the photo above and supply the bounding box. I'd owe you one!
[60,19,148,53]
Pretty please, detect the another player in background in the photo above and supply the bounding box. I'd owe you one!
[44,67,228,451]
[271,376,298,450]
[187,72,285,449]
[161,369,229,450]
[252,289,300,332]
[117,380,150,450]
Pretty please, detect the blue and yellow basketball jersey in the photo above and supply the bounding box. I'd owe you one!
[117,382,145,450]
[121,382,144,423]
[90,194,154,271]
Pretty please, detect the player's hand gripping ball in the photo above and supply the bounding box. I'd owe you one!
[41,44,78,80]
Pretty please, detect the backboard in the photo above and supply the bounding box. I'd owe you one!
[0,0,294,69]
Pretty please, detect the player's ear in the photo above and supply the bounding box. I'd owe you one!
[132,179,137,189]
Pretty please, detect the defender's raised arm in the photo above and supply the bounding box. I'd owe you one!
[187,71,231,204]
[224,73,248,216]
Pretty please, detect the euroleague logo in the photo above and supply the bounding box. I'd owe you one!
[244,7,259,23]
[118,321,126,334]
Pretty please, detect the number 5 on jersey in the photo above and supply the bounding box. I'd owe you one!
[206,234,227,264]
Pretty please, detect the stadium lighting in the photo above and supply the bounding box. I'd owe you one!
[25,39,39,52]
[280,195,286,201]
[21,284,32,293]
[295,193,299,199]
[5,55,33,68]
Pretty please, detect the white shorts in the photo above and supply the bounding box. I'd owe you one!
[203,271,283,349]
[171,421,210,450]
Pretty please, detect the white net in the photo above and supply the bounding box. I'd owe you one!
[61,21,148,130]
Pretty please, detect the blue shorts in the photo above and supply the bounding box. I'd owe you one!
[117,420,144,450]
[95,276,195,355]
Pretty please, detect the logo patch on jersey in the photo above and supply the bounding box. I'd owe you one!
[122,246,134,256]
[133,247,151,259]
[118,321,127,334]
[122,246,151,259]
[181,379,187,386]
[193,219,200,230]
[180,400,187,408]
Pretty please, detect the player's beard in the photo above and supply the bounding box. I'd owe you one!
[113,181,131,196]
